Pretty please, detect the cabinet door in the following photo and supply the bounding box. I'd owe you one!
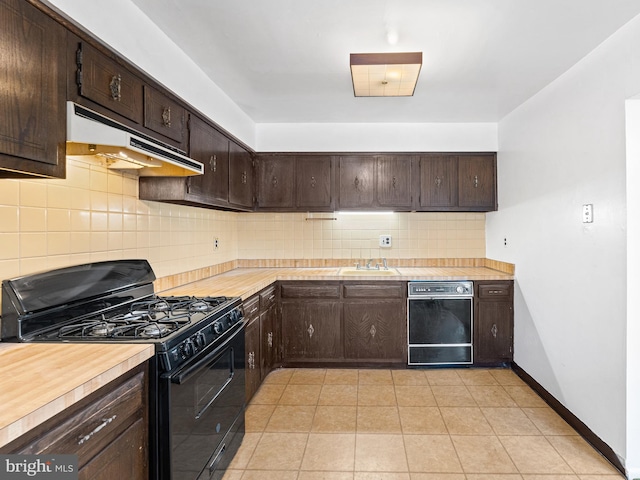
[245,318,261,402]
[143,85,187,148]
[228,142,254,210]
[458,155,496,209]
[296,156,333,210]
[474,282,513,365]
[0,0,66,177]
[338,156,375,209]
[75,41,144,124]
[419,155,457,208]
[187,115,230,203]
[376,156,412,209]
[257,156,294,208]
[343,300,405,360]
[260,303,277,378]
[281,301,342,360]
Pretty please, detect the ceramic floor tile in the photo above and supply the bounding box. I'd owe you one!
[431,385,477,407]
[301,433,356,471]
[289,368,327,385]
[299,472,354,480]
[392,369,429,385]
[354,433,408,471]
[251,384,287,404]
[358,384,397,405]
[521,407,579,436]
[312,406,357,433]
[245,404,276,432]
[247,432,308,470]
[355,473,410,480]
[499,435,573,474]
[279,384,322,405]
[398,406,448,434]
[265,405,316,432]
[220,469,243,480]
[318,384,358,406]
[240,470,299,480]
[357,406,402,433]
[465,475,523,480]
[467,385,518,407]
[489,369,527,386]
[358,369,394,385]
[504,386,548,408]
[324,369,359,385]
[440,407,493,435]
[481,407,541,435]
[450,435,518,473]
[395,386,437,407]
[577,475,625,479]
[520,475,579,480]
[424,369,464,386]
[262,368,294,384]
[409,474,466,480]
[404,434,463,473]
[227,433,262,469]
[457,369,500,386]
[546,436,621,475]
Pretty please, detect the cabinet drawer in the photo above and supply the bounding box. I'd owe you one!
[144,85,186,145]
[15,371,144,463]
[477,283,512,299]
[343,283,405,299]
[280,283,340,299]
[243,295,260,322]
[260,286,277,309]
[75,42,143,124]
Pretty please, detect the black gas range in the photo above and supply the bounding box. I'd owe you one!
[1,260,246,480]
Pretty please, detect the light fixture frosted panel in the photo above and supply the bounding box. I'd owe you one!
[350,52,422,97]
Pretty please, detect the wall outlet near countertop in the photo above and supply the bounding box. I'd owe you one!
[379,235,392,248]
[214,237,219,251]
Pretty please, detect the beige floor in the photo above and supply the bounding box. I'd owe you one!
[225,368,623,480]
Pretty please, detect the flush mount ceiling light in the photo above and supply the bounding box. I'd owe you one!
[350,52,422,97]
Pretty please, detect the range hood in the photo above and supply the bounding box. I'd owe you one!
[66,102,203,176]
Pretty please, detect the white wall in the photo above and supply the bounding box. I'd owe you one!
[626,98,640,479]
[487,14,640,470]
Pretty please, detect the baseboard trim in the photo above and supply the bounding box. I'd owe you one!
[511,362,625,476]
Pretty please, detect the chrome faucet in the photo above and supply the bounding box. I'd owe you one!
[382,258,388,270]
[366,258,373,269]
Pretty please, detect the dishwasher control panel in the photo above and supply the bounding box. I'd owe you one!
[408,281,473,297]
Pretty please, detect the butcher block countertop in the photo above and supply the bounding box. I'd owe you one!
[0,343,154,448]
[160,266,514,299]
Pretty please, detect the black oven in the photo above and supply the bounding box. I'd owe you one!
[407,281,473,366]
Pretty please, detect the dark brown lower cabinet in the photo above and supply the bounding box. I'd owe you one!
[259,285,279,379]
[474,281,514,365]
[244,294,261,402]
[1,364,148,479]
[281,301,342,361]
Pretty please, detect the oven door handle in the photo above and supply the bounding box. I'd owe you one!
[195,372,234,420]
[168,320,245,385]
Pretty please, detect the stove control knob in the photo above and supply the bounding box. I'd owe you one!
[195,332,206,349]
[181,340,195,359]
[230,309,242,323]
[456,285,466,294]
[213,322,223,334]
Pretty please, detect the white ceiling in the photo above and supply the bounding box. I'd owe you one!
[129,0,640,124]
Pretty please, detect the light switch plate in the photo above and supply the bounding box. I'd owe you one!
[583,204,593,223]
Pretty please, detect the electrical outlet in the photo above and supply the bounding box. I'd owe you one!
[379,235,392,248]
[503,237,508,247]
[214,237,219,250]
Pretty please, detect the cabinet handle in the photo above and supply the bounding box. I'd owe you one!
[354,176,360,191]
[307,324,315,338]
[435,176,442,187]
[241,171,247,184]
[310,176,316,188]
[78,415,117,445]
[272,175,278,187]
[369,325,377,338]
[162,107,171,127]
[109,75,122,101]
[267,332,273,348]
[248,351,255,369]
[210,155,217,173]
[249,306,259,315]
[474,175,479,188]
[491,324,498,338]
[268,294,276,302]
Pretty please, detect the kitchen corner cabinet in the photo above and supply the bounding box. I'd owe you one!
[338,155,413,211]
[342,283,406,363]
[419,154,497,211]
[1,364,148,479]
[0,0,67,178]
[474,281,514,365]
[228,142,255,210]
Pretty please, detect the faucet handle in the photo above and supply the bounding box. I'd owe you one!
[354,262,360,270]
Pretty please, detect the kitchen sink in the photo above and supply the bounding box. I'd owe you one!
[338,267,400,276]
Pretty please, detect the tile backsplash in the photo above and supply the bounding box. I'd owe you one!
[0,157,485,288]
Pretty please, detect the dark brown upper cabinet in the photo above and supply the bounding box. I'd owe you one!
[72,40,144,125]
[338,156,376,209]
[256,155,295,209]
[143,85,187,150]
[0,0,67,178]
[296,156,333,211]
[419,154,496,212]
[228,141,254,210]
[376,155,413,209]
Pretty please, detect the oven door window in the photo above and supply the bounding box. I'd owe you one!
[408,298,472,344]
[167,342,245,479]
